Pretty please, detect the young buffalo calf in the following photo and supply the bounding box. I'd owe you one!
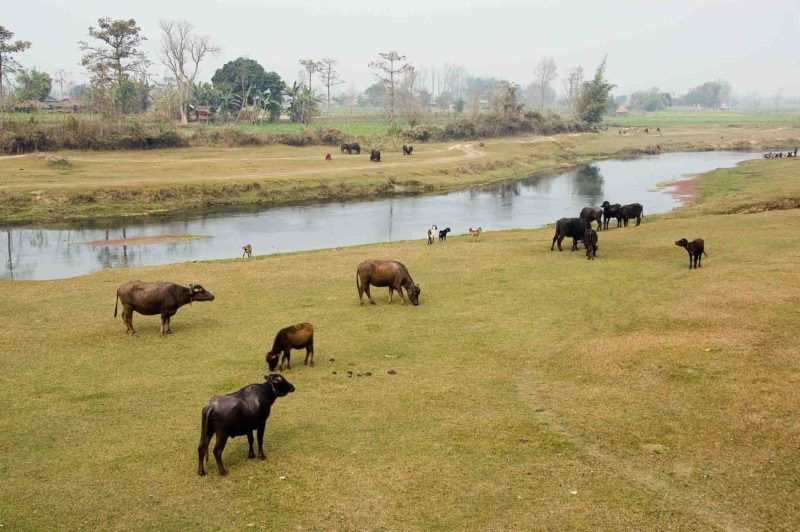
[266,323,315,371]
[675,238,706,269]
[198,374,295,476]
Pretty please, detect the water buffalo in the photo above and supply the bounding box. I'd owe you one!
[585,228,598,260]
[350,142,361,155]
[114,281,215,336]
[242,244,252,258]
[402,145,414,155]
[551,218,589,252]
[620,203,644,227]
[266,323,315,371]
[197,374,295,476]
[439,227,451,241]
[675,238,706,269]
[357,259,420,306]
[370,149,381,162]
[340,143,350,154]
[600,201,622,229]
[580,207,603,231]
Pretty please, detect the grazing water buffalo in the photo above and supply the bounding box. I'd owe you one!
[600,201,622,229]
[242,244,252,258]
[620,203,644,227]
[340,142,361,154]
[675,238,706,269]
[402,145,414,155]
[469,227,483,240]
[357,260,420,306]
[198,374,295,476]
[266,323,315,371]
[114,281,215,336]
[580,207,603,231]
[585,228,598,260]
[370,149,381,162]
[551,218,589,251]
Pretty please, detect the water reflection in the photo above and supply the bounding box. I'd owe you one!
[1,151,756,281]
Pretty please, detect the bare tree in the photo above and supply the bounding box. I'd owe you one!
[318,57,344,111]
[0,26,31,100]
[369,50,412,127]
[534,57,558,111]
[159,19,218,124]
[563,66,584,116]
[53,69,70,99]
[298,59,321,88]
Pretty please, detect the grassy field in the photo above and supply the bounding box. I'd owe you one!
[2,123,799,225]
[1,159,799,529]
[608,109,800,127]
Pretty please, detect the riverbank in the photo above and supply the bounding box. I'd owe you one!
[1,158,799,529]
[1,124,798,225]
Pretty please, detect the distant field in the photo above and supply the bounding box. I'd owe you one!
[607,109,800,127]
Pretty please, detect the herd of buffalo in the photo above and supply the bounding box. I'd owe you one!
[112,200,708,476]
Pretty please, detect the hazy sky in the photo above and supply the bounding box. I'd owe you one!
[7,0,800,97]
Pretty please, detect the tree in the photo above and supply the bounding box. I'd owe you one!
[577,57,615,124]
[158,19,218,124]
[212,57,284,120]
[0,26,31,99]
[79,18,151,113]
[15,69,52,101]
[678,80,731,109]
[53,69,70,99]
[563,66,584,116]
[534,57,557,111]
[369,50,412,127]
[629,87,672,111]
[298,59,321,89]
[285,82,321,124]
[361,81,385,107]
[490,81,523,118]
[318,57,344,111]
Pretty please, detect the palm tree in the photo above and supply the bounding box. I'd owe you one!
[286,82,321,124]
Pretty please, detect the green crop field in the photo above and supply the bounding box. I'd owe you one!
[1,158,799,529]
[607,108,800,127]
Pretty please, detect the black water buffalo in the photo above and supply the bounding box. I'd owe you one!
[340,142,361,154]
[600,201,622,229]
[370,149,381,162]
[402,145,414,155]
[620,203,644,227]
[585,228,598,260]
[114,281,215,335]
[551,218,590,252]
[357,259,420,306]
[580,207,603,231]
[340,143,350,154]
[675,238,706,269]
[438,227,451,241]
[197,374,295,476]
[266,323,315,371]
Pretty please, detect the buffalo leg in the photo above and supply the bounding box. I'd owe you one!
[122,307,135,334]
[397,284,407,305]
[688,253,693,270]
[697,253,702,268]
[213,433,229,476]
[571,238,578,251]
[246,432,256,459]
[551,233,558,251]
[257,423,266,460]
[282,349,291,370]
[305,336,314,366]
[636,215,641,227]
[363,284,376,305]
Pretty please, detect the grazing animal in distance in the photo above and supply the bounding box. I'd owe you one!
[340,143,351,154]
[585,228,598,260]
[427,225,438,245]
[620,203,644,227]
[197,374,295,476]
[469,227,483,241]
[580,207,603,231]
[265,323,315,371]
[114,281,215,336]
[438,227,451,241]
[370,149,381,162]
[325,153,332,161]
[402,145,414,155]
[349,142,361,155]
[242,244,252,258]
[356,259,420,306]
[600,201,622,229]
[675,238,706,269]
[551,218,589,252]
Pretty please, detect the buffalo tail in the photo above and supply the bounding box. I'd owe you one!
[114,294,119,317]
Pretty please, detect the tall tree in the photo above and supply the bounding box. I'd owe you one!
[79,18,150,113]
[15,69,52,101]
[298,59,321,89]
[0,26,31,99]
[562,66,584,116]
[212,57,284,120]
[318,57,344,111]
[53,69,70,99]
[369,51,412,128]
[534,57,557,111]
[158,19,218,124]
[577,57,615,124]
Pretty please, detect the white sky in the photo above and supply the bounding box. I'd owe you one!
[7,0,800,97]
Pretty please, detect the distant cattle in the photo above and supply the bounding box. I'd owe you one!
[427,225,438,245]
[265,323,315,371]
[600,201,622,229]
[197,374,295,476]
[675,238,706,269]
[114,281,215,335]
[620,203,644,227]
[242,244,252,258]
[356,259,420,306]
[402,145,414,155]
[580,207,603,231]
[551,218,589,252]
[585,228,598,260]
[438,227,451,241]
[340,143,361,154]
[469,227,483,241]
[370,149,381,162]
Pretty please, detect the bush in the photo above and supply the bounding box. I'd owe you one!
[316,128,347,145]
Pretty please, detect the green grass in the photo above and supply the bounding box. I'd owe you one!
[1,161,800,529]
[608,108,800,127]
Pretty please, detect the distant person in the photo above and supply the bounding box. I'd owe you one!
[325,153,332,161]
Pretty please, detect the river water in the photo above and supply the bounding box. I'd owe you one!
[1,151,755,281]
